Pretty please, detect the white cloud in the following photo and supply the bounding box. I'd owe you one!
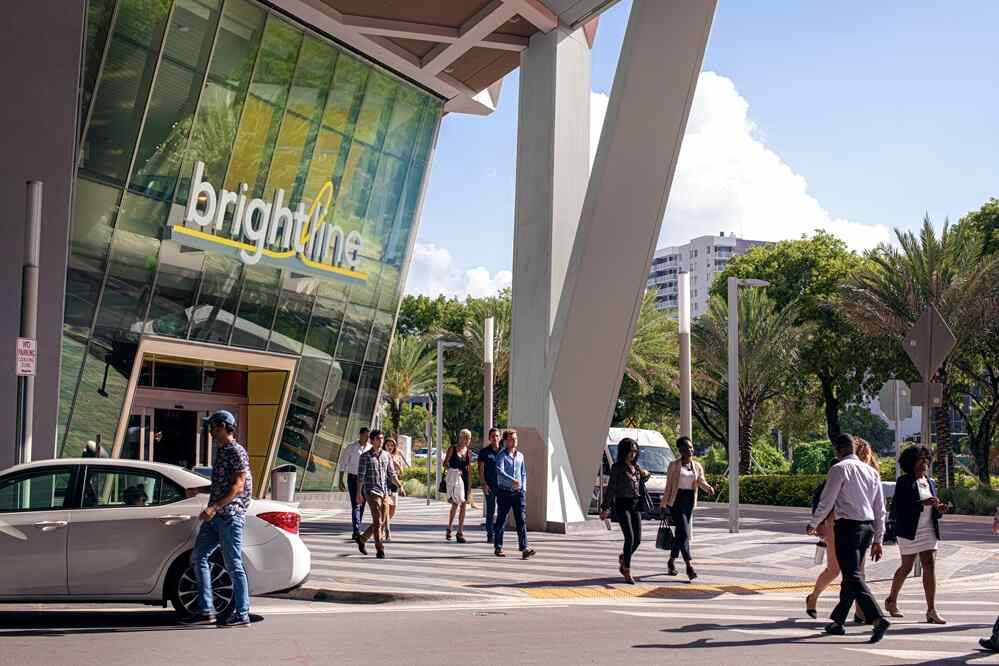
[590,72,891,252]
[405,243,512,299]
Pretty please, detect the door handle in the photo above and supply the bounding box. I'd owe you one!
[160,515,194,526]
[33,520,68,532]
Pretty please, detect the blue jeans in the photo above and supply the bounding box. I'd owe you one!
[192,513,249,618]
[494,489,527,551]
[347,474,365,535]
[484,490,497,538]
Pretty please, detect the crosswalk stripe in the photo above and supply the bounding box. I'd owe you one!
[844,648,999,663]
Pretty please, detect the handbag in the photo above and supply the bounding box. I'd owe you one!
[655,517,675,551]
[438,478,447,494]
[639,475,655,514]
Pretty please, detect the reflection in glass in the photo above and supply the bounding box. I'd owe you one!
[302,361,357,490]
[162,0,221,71]
[345,364,383,442]
[146,240,205,338]
[274,355,328,478]
[353,72,396,147]
[80,0,117,139]
[114,0,172,48]
[383,87,424,158]
[62,339,135,457]
[230,264,280,349]
[269,274,315,355]
[65,179,120,333]
[304,281,348,358]
[322,56,368,134]
[189,254,242,343]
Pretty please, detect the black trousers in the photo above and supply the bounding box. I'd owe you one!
[614,498,642,568]
[992,614,999,640]
[670,489,695,563]
[830,519,883,625]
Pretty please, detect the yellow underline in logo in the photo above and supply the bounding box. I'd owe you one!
[170,225,367,281]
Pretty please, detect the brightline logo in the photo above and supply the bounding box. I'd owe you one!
[167,161,367,284]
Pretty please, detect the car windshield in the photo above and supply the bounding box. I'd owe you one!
[607,444,672,475]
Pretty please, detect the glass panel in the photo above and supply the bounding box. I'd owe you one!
[321,56,368,134]
[300,128,346,207]
[268,274,315,355]
[353,72,396,147]
[264,113,312,200]
[385,105,439,267]
[175,80,244,204]
[347,364,382,433]
[274,355,328,477]
[224,16,302,196]
[130,60,203,199]
[80,0,117,138]
[162,0,221,71]
[145,240,204,338]
[287,37,336,119]
[230,264,280,349]
[57,331,88,449]
[329,141,377,239]
[189,254,242,343]
[82,468,183,508]
[304,280,348,358]
[153,361,202,391]
[0,469,72,512]
[65,179,121,333]
[207,0,265,88]
[383,87,424,159]
[364,265,401,366]
[302,360,358,490]
[361,155,406,259]
[335,257,383,363]
[114,0,172,48]
[62,339,135,457]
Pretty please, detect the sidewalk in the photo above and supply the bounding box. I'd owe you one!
[281,497,999,604]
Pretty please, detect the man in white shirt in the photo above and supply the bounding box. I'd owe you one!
[808,433,890,642]
[341,428,371,541]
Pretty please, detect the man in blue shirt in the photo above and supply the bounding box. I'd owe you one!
[493,429,535,559]
[477,428,503,544]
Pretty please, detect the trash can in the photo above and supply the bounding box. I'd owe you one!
[270,465,297,502]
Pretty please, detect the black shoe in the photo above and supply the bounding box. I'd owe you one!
[667,560,678,576]
[824,622,846,636]
[521,549,536,560]
[376,550,385,559]
[179,613,217,626]
[870,618,890,644]
[686,564,697,581]
[456,533,467,544]
[486,534,493,544]
[494,548,506,557]
[351,533,360,543]
[218,614,250,628]
[979,637,999,652]
[357,539,368,555]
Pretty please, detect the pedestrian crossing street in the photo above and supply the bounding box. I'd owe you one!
[295,497,999,603]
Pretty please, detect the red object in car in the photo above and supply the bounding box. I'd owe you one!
[257,511,300,534]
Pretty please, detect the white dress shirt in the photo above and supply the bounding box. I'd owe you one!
[342,440,371,476]
[810,454,886,543]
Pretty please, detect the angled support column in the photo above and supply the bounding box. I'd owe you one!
[547,0,716,520]
[509,24,592,532]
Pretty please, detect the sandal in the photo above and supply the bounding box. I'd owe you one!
[446,528,452,541]
[926,609,947,625]
[456,533,466,544]
[885,597,904,618]
[805,592,818,619]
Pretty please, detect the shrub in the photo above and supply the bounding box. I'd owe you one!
[403,478,429,498]
[790,440,836,474]
[702,445,727,475]
[752,441,790,474]
[939,487,999,516]
[706,474,826,508]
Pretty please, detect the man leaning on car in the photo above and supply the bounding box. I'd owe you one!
[181,410,253,628]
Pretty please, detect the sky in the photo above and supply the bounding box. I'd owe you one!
[405,1,999,299]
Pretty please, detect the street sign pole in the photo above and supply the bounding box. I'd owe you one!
[894,387,902,479]
[16,181,42,465]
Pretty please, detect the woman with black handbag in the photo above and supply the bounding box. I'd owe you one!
[660,436,714,580]
[600,437,649,584]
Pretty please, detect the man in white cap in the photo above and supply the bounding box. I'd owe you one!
[181,410,253,628]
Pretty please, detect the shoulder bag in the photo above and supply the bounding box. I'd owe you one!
[655,516,675,551]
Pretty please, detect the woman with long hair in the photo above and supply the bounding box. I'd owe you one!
[661,436,715,580]
[444,429,473,543]
[884,446,949,623]
[383,437,407,541]
[805,437,882,621]
[600,437,649,584]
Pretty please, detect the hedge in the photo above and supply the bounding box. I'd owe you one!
[706,474,825,508]
[939,487,999,516]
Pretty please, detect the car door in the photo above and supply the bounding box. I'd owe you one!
[0,466,75,596]
[67,465,201,595]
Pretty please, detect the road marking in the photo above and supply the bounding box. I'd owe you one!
[732,628,992,643]
[844,648,999,663]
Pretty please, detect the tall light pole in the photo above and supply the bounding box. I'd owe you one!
[436,339,463,500]
[483,317,494,446]
[678,272,692,439]
[16,181,42,464]
[727,276,769,533]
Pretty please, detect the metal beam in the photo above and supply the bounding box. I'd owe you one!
[502,0,559,31]
[421,1,517,75]
[344,14,529,51]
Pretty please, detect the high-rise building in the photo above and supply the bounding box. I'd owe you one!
[647,233,769,318]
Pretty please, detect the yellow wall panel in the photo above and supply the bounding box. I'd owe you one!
[248,371,286,405]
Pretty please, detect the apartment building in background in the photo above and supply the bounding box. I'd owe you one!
[647,233,769,318]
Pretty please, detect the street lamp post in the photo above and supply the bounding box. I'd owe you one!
[727,277,769,533]
[483,317,494,446]
[678,272,692,439]
[436,339,463,500]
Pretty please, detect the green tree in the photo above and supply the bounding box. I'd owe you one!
[841,218,999,485]
[790,440,837,474]
[381,335,459,437]
[692,290,802,473]
[713,232,891,441]
[396,294,466,337]
[397,403,431,439]
[839,404,894,456]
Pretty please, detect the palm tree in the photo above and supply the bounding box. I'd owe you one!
[841,217,999,485]
[625,290,680,393]
[381,335,459,437]
[692,290,801,473]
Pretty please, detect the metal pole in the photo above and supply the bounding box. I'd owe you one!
[727,277,739,533]
[483,317,494,446]
[17,181,42,465]
[678,272,692,439]
[436,340,444,501]
[425,408,432,506]
[894,385,902,480]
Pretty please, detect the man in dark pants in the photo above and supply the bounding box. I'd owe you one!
[808,433,890,643]
[980,507,999,651]
[477,428,503,544]
[493,429,535,560]
[341,427,371,541]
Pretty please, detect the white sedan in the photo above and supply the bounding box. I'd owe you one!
[0,458,310,619]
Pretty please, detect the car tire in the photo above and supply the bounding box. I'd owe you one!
[167,552,235,621]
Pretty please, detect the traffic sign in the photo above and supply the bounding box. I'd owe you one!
[15,337,35,376]
[911,382,944,408]
[904,306,956,382]
[879,380,912,422]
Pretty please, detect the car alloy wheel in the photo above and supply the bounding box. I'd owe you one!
[175,559,234,619]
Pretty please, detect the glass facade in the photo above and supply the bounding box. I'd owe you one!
[61,0,441,491]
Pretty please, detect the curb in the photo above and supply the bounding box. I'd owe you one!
[270,586,457,605]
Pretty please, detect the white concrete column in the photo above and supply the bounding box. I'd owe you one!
[509,24,592,532]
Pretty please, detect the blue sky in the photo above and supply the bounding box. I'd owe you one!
[405,1,999,298]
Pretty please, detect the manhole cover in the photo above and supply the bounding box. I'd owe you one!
[473,611,508,617]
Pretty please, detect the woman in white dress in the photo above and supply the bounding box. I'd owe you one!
[444,429,473,543]
[884,446,950,624]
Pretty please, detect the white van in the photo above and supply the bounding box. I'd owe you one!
[590,428,676,518]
